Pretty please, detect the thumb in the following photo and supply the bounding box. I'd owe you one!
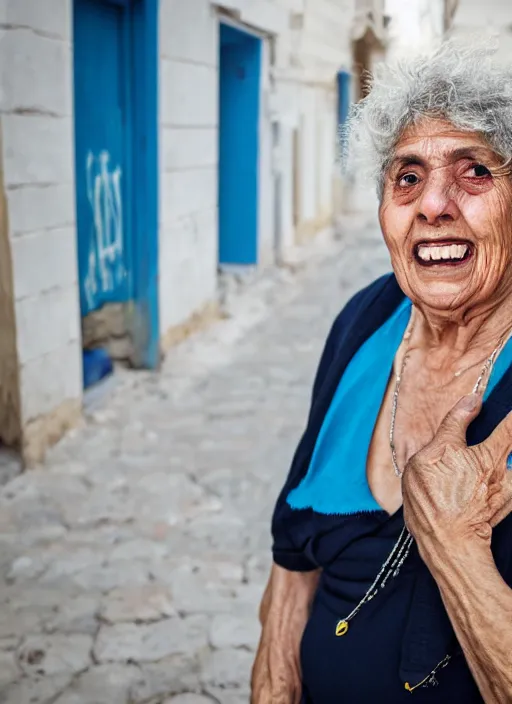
[434,393,482,446]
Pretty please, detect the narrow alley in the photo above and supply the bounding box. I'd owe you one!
[0,217,389,704]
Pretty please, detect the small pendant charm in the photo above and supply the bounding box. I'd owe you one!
[335,620,349,636]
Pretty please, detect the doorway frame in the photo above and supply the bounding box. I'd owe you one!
[130,0,160,369]
[218,15,270,269]
[72,0,160,370]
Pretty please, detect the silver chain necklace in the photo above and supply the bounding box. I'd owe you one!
[335,524,414,636]
[335,316,510,693]
[390,315,507,479]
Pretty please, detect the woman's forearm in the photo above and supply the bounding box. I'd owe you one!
[251,564,320,704]
[425,539,512,703]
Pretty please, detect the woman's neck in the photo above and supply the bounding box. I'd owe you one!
[411,292,512,365]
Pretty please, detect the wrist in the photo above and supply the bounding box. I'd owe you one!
[419,531,493,581]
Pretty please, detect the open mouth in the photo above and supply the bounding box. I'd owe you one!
[413,240,474,267]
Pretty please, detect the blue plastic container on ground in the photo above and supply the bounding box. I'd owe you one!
[82,348,113,389]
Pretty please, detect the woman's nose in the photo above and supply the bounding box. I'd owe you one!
[417,175,459,226]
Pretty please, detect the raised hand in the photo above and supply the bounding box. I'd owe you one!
[402,394,512,555]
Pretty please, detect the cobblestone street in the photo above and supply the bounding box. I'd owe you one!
[0,216,389,704]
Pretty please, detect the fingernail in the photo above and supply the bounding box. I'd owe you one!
[460,394,479,411]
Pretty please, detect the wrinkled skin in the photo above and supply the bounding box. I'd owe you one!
[379,118,512,319]
[368,120,512,513]
[376,118,512,703]
[400,394,512,704]
[252,119,512,704]
[368,118,512,519]
[251,566,319,704]
[402,393,512,554]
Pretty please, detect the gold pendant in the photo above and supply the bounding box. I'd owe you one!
[335,620,349,636]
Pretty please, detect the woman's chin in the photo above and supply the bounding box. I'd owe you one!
[408,279,475,313]
[405,258,480,312]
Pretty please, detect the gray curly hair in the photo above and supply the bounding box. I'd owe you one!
[345,41,512,197]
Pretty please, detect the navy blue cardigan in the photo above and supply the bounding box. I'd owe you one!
[271,272,512,689]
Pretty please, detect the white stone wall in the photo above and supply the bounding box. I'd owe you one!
[158,0,219,335]
[158,0,356,335]
[273,0,354,244]
[300,0,355,82]
[386,0,512,61]
[0,0,356,457]
[0,0,82,432]
[385,0,446,60]
[292,0,354,237]
[158,0,288,337]
[450,0,512,60]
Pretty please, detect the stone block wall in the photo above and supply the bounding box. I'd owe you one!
[0,0,357,462]
[158,0,356,339]
[450,0,512,59]
[385,0,446,60]
[286,0,354,240]
[158,0,220,339]
[0,0,82,463]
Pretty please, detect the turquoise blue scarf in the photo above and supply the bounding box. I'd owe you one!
[288,298,512,516]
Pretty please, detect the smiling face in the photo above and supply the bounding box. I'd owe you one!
[379,118,512,321]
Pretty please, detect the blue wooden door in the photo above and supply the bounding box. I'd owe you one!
[74,0,133,315]
[218,24,261,265]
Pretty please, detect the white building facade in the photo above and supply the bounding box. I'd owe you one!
[449,0,512,59]
[0,0,356,464]
[384,0,448,60]
[344,0,455,213]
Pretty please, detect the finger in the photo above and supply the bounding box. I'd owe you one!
[482,410,512,463]
[433,393,482,446]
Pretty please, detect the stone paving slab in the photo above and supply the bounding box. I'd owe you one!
[0,216,389,703]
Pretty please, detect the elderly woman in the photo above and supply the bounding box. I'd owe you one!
[251,43,512,703]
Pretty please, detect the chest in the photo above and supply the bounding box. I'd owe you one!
[367,361,481,515]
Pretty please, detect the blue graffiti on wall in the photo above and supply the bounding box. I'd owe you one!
[83,150,127,312]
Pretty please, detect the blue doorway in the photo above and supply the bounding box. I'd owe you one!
[73,0,159,372]
[218,23,262,266]
[337,69,351,171]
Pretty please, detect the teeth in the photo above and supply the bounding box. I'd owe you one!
[417,243,469,262]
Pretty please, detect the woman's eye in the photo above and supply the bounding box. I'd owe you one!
[470,164,491,178]
[398,173,419,187]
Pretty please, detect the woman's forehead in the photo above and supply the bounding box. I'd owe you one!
[391,118,500,170]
